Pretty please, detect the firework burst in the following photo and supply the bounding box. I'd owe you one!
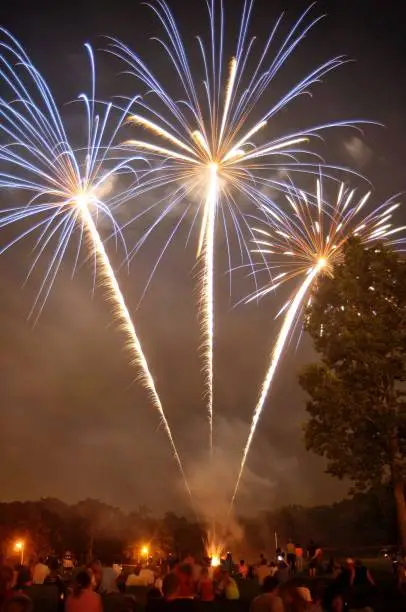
[0,30,191,498]
[231,176,406,505]
[108,0,364,458]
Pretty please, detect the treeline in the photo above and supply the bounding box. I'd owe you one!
[258,486,397,553]
[0,487,397,564]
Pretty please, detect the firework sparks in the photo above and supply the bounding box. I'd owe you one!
[109,0,364,455]
[0,31,192,499]
[230,177,406,505]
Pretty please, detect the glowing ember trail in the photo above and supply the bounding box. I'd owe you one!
[80,200,192,500]
[230,262,322,507]
[200,163,218,455]
[0,32,192,501]
[230,177,406,506]
[111,0,365,465]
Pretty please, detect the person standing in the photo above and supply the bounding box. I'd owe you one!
[286,540,296,575]
[295,545,303,572]
[349,559,375,610]
[307,541,317,578]
[238,560,248,579]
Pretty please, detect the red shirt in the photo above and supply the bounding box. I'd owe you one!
[199,579,214,602]
[66,589,102,612]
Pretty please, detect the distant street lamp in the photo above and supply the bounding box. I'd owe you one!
[14,540,24,565]
[141,545,149,562]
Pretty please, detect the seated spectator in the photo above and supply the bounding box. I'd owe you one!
[269,562,277,577]
[163,573,179,602]
[146,587,165,612]
[65,569,102,612]
[279,583,311,612]
[275,555,289,584]
[89,561,103,592]
[99,566,119,594]
[221,570,239,600]
[155,568,164,594]
[176,564,195,598]
[0,566,15,607]
[14,568,32,592]
[250,576,283,612]
[139,565,155,587]
[120,594,138,612]
[43,559,65,611]
[197,567,214,602]
[309,581,324,612]
[2,593,32,612]
[256,559,271,586]
[162,572,198,612]
[32,558,50,585]
[126,566,144,587]
[398,556,406,596]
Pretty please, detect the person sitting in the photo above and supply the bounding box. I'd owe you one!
[162,572,198,612]
[218,570,239,600]
[14,568,32,593]
[256,559,271,586]
[197,567,214,602]
[279,583,312,612]
[88,561,103,592]
[43,558,65,611]
[250,576,283,612]
[99,566,119,594]
[275,554,289,584]
[269,562,277,577]
[176,564,195,598]
[146,587,165,612]
[32,558,50,585]
[1,594,33,612]
[0,566,14,607]
[126,566,144,587]
[139,564,155,587]
[65,569,102,612]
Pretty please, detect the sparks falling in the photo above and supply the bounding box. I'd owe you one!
[231,177,406,505]
[109,0,363,457]
[0,31,192,499]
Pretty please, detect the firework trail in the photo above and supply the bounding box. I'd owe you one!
[108,0,365,457]
[0,31,192,499]
[230,177,406,505]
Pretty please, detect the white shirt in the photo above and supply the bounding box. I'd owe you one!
[33,562,50,584]
[139,568,155,586]
[126,573,146,587]
[256,565,271,586]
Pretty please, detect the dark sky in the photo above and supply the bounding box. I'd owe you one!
[0,0,405,518]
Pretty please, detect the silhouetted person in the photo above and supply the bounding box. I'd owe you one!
[2,594,32,612]
[66,570,102,612]
[250,576,283,612]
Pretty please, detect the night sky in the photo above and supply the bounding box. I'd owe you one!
[0,0,405,517]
